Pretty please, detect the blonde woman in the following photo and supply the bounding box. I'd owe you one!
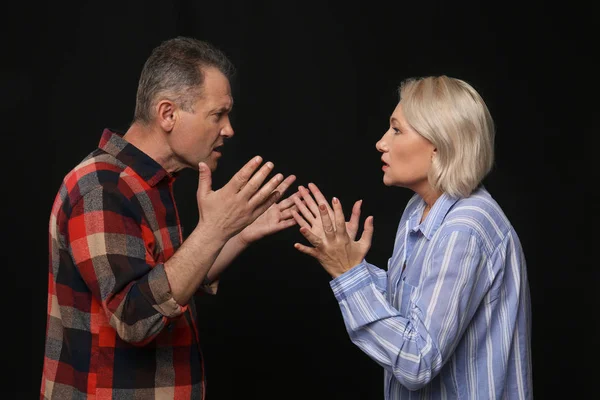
[292,75,532,399]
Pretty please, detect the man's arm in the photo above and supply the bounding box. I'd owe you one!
[164,158,287,304]
[200,175,300,294]
[198,234,248,294]
[68,186,186,346]
[69,157,286,344]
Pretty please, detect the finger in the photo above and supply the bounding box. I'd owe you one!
[293,242,318,258]
[251,189,281,219]
[293,194,317,223]
[291,209,311,230]
[299,226,324,247]
[307,182,335,218]
[278,218,297,229]
[248,172,285,209]
[277,191,301,210]
[227,156,263,193]
[243,162,278,201]
[280,205,299,220]
[318,203,335,237]
[347,200,362,240]
[331,197,347,238]
[272,175,297,200]
[359,216,374,247]
[197,162,212,198]
[298,185,320,219]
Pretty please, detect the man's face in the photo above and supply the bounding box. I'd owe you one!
[169,67,234,171]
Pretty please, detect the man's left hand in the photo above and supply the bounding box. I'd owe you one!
[239,174,299,244]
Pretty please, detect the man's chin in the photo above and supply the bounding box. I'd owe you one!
[207,159,218,172]
[195,159,218,172]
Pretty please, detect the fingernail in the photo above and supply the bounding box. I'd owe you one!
[266,162,274,168]
[255,156,261,163]
[333,197,338,204]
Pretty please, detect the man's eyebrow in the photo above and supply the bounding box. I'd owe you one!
[214,100,233,113]
[213,105,232,113]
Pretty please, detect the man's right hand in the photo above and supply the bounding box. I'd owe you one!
[195,156,285,240]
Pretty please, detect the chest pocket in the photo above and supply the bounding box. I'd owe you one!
[395,278,417,318]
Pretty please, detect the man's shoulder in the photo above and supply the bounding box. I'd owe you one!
[60,150,130,202]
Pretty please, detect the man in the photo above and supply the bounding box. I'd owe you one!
[41,37,298,399]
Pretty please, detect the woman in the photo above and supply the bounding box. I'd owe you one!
[291,75,532,399]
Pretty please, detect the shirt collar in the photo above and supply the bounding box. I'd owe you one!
[98,128,173,186]
[407,192,459,240]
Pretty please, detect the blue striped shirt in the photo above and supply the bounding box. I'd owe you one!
[330,187,532,399]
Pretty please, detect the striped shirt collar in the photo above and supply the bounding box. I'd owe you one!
[98,128,173,186]
[408,192,459,240]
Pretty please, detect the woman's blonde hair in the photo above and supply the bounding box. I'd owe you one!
[399,75,495,198]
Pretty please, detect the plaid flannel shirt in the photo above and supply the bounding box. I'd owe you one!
[42,129,206,399]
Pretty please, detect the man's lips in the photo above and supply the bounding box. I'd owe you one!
[213,145,224,155]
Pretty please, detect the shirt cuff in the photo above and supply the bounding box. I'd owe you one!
[146,263,188,318]
[329,262,372,302]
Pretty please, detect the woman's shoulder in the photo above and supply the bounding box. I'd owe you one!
[441,187,514,245]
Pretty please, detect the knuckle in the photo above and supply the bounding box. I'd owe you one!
[236,174,247,185]
[247,181,259,192]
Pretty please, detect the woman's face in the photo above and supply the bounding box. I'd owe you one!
[375,102,436,190]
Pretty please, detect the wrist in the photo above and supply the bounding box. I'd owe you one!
[192,222,230,246]
[234,231,253,248]
[328,263,353,279]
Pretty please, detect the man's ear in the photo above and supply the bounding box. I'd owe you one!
[156,100,177,132]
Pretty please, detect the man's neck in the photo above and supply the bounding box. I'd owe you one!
[123,123,180,174]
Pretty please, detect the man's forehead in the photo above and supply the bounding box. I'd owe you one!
[200,69,233,108]
[214,96,233,111]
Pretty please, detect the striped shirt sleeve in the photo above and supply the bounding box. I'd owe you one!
[330,231,490,390]
[67,185,186,345]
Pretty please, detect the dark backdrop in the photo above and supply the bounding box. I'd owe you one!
[6,0,594,399]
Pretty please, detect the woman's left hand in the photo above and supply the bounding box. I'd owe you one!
[291,183,374,278]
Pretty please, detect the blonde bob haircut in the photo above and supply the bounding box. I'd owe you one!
[399,75,495,198]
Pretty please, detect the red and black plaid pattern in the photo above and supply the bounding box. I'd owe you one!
[42,129,205,399]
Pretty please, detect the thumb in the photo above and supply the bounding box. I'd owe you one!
[197,162,213,198]
[358,216,374,247]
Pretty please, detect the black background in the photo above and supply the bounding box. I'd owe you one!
[5,0,595,398]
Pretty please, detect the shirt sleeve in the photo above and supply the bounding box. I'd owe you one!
[329,231,490,390]
[67,185,187,345]
[330,260,388,299]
